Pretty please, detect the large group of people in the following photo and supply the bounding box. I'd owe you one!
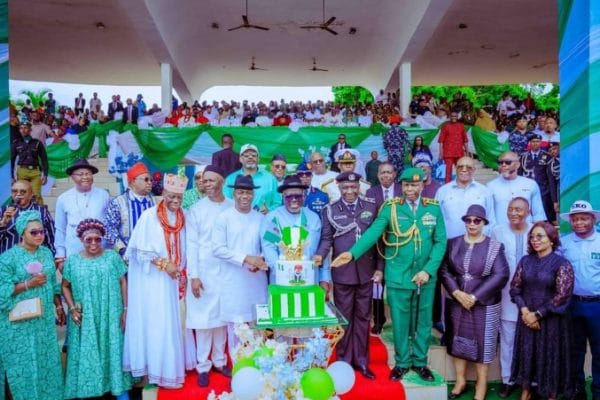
[3,86,595,400]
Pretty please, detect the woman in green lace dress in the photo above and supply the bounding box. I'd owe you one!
[0,210,65,400]
[62,219,131,399]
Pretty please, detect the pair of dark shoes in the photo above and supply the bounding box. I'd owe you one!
[498,383,515,398]
[197,365,232,387]
[389,366,434,382]
[352,364,376,380]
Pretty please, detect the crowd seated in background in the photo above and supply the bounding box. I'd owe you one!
[10,88,559,147]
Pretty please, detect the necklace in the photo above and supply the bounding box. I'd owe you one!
[464,234,485,247]
[157,200,185,266]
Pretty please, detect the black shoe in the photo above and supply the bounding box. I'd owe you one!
[448,383,468,399]
[353,364,376,380]
[213,365,232,378]
[498,383,515,398]
[389,366,409,381]
[129,387,143,400]
[197,372,209,387]
[411,366,435,382]
[371,324,383,335]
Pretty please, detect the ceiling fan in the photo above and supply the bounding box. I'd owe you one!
[301,0,338,35]
[249,57,268,71]
[309,58,328,72]
[228,0,269,31]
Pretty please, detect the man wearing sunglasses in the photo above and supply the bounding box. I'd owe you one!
[0,180,56,255]
[308,151,338,192]
[296,164,329,218]
[487,151,546,226]
[261,174,329,291]
[104,162,155,257]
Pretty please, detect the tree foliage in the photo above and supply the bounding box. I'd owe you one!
[411,83,559,111]
[10,88,53,109]
[332,86,374,105]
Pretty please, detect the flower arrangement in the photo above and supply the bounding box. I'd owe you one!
[208,324,355,400]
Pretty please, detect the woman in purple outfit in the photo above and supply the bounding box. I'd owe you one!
[440,204,509,400]
[510,221,574,400]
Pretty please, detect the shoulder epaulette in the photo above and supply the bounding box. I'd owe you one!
[362,196,375,204]
[385,197,404,206]
[422,197,439,206]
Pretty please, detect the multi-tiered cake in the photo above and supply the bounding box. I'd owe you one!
[257,225,337,326]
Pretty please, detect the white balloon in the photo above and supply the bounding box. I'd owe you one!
[327,361,355,395]
[230,367,264,400]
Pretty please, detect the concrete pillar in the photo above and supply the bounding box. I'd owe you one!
[399,62,412,117]
[558,0,600,231]
[1,0,11,202]
[160,63,173,113]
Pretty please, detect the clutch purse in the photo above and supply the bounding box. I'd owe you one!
[9,297,43,322]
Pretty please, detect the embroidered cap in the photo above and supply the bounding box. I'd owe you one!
[560,200,600,221]
[127,162,149,182]
[163,173,188,194]
[399,167,425,182]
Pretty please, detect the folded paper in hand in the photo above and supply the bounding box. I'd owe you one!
[9,297,42,322]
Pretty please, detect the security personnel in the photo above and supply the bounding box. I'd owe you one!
[519,134,553,221]
[322,150,370,202]
[10,122,49,204]
[315,171,382,380]
[331,167,446,382]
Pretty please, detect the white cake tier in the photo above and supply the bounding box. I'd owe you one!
[274,260,316,286]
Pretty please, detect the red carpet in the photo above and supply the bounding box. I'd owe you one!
[158,336,405,399]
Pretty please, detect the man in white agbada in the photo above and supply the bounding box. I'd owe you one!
[212,174,268,349]
[123,173,188,389]
[491,197,531,398]
[186,165,234,388]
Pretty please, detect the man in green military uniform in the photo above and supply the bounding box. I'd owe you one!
[332,167,446,382]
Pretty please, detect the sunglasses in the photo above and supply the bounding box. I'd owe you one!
[297,171,313,177]
[311,159,325,164]
[28,229,46,236]
[84,236,102,244]
[284,194,303,202]
[464,217,484,225]
[11,189,28,194]
[497,159,515,165]
[529,233,547,241]
[272,164,286,170]
[137,177,151,182]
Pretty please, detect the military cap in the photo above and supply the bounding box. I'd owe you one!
[336,150,357,164]
[528,133,542,142]
[335,171,362,183]
[399,167,425,182]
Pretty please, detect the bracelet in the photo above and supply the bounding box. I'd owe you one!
[534,310,543,320]
[69,307,76,312]
[24,280,29,290]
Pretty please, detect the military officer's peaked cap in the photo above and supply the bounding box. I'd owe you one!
[336,150,357,164]
[336,171,362,183]
[528,133,542,142]
[399,167,425,182]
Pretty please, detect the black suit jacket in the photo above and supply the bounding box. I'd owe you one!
[122,105,139,124]
[107,102,124,119]
[365,183,402,212]
[329,142,352,163]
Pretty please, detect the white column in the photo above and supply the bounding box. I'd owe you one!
[160,63,172,113]
[399,62,412,117]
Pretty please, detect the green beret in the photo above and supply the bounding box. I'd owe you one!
[15,210,42,236]
[399,167,425,182]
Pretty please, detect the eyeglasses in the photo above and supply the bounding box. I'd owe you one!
[11,189,28,194]
[84,236,102,244]
[284,194,304,202]
[529,233,547,241]
[338,137,346,140]
[456,164,474,171]
[28,229,46,236]
[297,172,313,177]
[311,159,325,164]
[464,217,484,225]
[272,164,286,170]
[72,172,93,178]
[497,159,516,165]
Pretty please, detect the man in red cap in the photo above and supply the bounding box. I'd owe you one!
[103,162,156,256]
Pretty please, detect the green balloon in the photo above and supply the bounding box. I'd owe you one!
[300,368,335,400]
[232,356,257,376]
[253,345,274,360]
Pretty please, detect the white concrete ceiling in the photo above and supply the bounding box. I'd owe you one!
[8,0,557,100]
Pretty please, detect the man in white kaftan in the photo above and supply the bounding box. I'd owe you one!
[212,174,268,349]
[123,174,188,389]
[185,166,234,387]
